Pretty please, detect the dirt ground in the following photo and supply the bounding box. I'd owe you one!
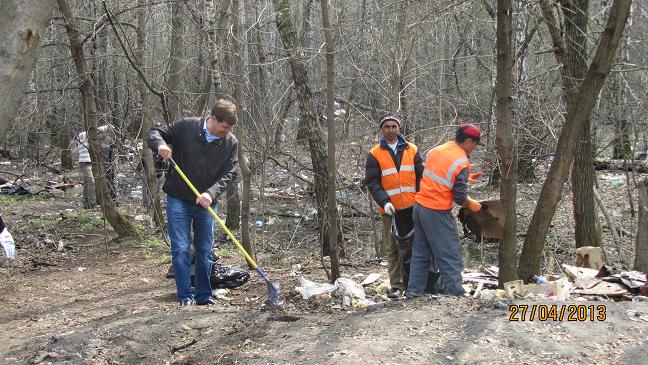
[2,163,648,364]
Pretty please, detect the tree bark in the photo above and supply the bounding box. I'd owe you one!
[561,0,601,248]
[0,0,56,139]
[59,0,139,238]
[518,0,631,280]
[136,0,164,229]
[167,0,185,122]
[635,179,648,271]
[272,0,340,256]
[320,0,340,282]
[231,0,253,260]
[495,0,518,286]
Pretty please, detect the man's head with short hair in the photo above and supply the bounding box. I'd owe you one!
[211,99,238,126]
[455,123,481,154]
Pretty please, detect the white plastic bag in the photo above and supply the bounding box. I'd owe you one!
[299,277,336,299]
[0,227,15,259]
[335,277,365,299]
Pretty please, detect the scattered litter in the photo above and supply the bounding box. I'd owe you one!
[335,278,365,299]
[77,267,86,272]
[361,273,382,286]
[298,277,336,299]
[375,280,390,295]
[626,310,648,323]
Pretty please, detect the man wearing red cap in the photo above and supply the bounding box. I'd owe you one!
[406,123,484,297]
[366,113,424,298]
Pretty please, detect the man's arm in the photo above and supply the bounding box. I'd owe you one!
[365,153,389,207]
[453,167,481,212]
[147,121,179,154]
[414,148,424,191]
[205,137,239,200]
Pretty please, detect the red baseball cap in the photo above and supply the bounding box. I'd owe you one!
[457,123,482,144]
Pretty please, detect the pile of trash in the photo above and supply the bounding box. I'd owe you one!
[463,246,648,302]
[293,269,403,310]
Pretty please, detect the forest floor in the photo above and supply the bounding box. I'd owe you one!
[1,159,648,364]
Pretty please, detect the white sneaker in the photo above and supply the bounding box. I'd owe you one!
[0,228,15,259]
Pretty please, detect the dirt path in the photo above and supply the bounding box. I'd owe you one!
[2,239,647,364]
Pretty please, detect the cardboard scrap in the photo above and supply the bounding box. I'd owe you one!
[574,281,628,297]
[361,273,382,286]
[562,264,599,280]
[575,246,604,270]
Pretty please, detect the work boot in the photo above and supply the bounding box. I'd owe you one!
[387,287,402,299]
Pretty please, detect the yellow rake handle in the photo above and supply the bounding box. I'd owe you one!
[170,158,258,270]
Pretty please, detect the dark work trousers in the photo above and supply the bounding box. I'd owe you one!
[407,203,465,296]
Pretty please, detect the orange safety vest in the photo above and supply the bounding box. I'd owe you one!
[416,140,472,210]
[369,142,418,214]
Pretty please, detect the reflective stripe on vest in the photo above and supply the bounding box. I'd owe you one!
[422,156,468,189]
[369,142,418,213]
[416,141,471,210]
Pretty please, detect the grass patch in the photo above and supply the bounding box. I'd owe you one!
[27,219,58,229]
[158,254,172,264]
[77,212,105,230]
[0,194,50,206]
[143,253,152,260]
[146,237,165,249]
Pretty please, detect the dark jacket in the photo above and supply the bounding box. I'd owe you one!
[365,135,424,208]
[147,117,238,204]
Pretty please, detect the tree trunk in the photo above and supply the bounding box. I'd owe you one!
[560,0,601,248]
[495,0,518,286]
[136,0,164,229]
[58,0,140,238]
[635,179,648,271]
[0,0,56,139]
[231,0,253,260]
[389,0,408,113]
[518,0,631,280]
[320,0,340,282]
[272,0,341,256]
[167,0,185,122]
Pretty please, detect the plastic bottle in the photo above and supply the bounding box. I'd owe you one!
[0,227,15,259]
[532,275,548,284]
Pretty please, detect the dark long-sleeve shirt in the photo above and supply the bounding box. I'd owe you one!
[147,117,238,204]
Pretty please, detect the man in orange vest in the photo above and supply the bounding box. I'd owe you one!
[366,113,424,298]
[406,123,484,297]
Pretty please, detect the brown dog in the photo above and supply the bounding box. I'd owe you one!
[457,199,505,242]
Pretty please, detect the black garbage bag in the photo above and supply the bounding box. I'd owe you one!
[165,258,250,289]
[391,207,414,290]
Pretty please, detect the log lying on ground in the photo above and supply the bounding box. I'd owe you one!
[594,158,648,172]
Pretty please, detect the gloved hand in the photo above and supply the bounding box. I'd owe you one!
[468,171,484,184]
[465,198,482,213]
[383,202,396,216]
[0,227,15,259]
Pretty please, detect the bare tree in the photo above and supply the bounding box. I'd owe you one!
[635,178,648,271]
[518,0,631,280]
[232,0,253,259]
[58,0,140,238]
[320,0,340,281]
[272,0,340,256]
[495,0,518,286]
[0,0,56,139]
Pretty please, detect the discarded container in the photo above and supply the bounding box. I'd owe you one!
[503,280,526,298]
[299,277,336,299]
[0,226,15,259]
[255,220,263,229]
[335,277,365,299]
[375,280,390,294]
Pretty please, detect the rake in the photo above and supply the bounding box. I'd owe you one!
[169,158,282,309]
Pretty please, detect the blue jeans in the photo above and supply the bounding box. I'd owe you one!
[407,203,465,296]
[167,195,216,303]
